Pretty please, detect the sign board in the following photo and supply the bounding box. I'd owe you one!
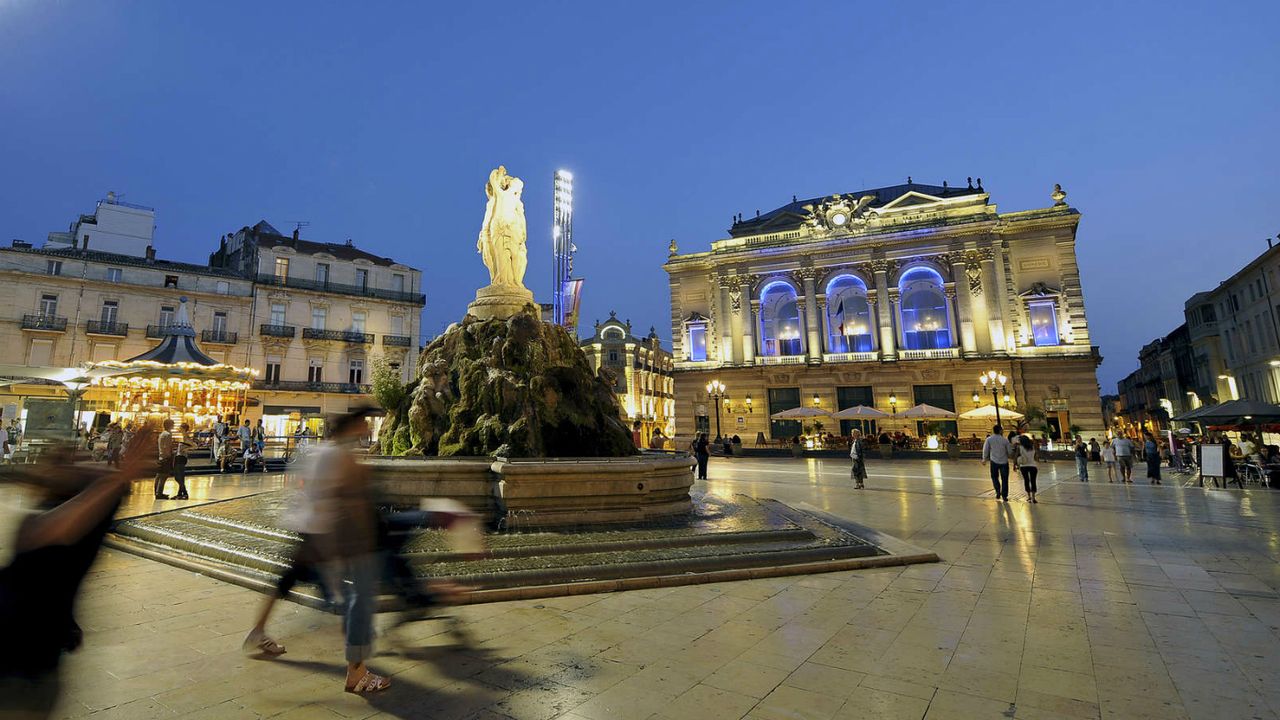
[23,399,75,441]
[736,416,746,428]
[1200,444,1225,478]
[1045,398,1070,412]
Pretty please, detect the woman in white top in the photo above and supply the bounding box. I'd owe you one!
[1101,441,1117,482]
[1012,434,1040,503]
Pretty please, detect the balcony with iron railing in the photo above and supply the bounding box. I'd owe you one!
[145,324,167,339]
[898,347,960,360]
[257,273,425,305]
[252,379,371,394]
[85,320,128,337]
[201,329,239,344]
[21,314,67,332]
[259,324,297,338]
[303,328,374,344]
[381,334,412,348]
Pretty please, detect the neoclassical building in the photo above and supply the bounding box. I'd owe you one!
[580,313,675,446]
[664,179,1104,441]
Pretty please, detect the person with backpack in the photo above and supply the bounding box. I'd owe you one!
[1013,434,1040,503]
[849,430,867,489]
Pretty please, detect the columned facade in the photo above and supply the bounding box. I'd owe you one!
[664,180,1103,442]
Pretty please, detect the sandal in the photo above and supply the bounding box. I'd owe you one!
[242,630,286,657]
[346,670,391,694]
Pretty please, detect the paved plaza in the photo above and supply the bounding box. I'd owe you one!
[39,457,1280,719]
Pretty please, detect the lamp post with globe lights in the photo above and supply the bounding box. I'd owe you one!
[978,370,1011,427]
[706,379,726,441]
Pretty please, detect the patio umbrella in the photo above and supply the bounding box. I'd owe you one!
[1172,399,1280,424]
[831,405,891,420]
[769,406,830,420]
[958,405,1025,421]
[897,403,957,419]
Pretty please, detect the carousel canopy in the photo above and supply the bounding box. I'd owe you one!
[125,297,216,366]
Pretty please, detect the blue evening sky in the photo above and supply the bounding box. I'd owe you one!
[2,2,1277,390]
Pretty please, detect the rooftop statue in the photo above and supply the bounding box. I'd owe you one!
[477,165,528,288]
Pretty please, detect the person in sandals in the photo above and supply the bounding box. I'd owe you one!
[242,407,389,694]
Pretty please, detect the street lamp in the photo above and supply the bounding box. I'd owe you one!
[979,370,1009,426]
[706,379,726,441]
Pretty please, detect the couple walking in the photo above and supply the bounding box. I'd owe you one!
[982,425,1041,503]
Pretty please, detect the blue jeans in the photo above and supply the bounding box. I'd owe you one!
[1076,457,1089,481]
[342,553,380,663]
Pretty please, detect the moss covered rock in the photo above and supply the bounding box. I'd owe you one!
[379,310,636,458]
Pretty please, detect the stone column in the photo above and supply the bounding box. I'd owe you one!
[796,298,810,360]
[944,287,959,351]
[889,289,903,350]
[744,299,758,364]
[801,271,821,362]
[731,279,748,365]
[981,251,1007,353]
[815,296,828,355]
[866,291,879,352]
[718,280,734,365]
[871,261,897,360]
[950,256,978,355]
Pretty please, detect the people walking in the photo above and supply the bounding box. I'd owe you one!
[849,430,867,489]
[154,419,176,499]
[1102,440,1117,482]
[213,416,229,473]
[1074,437,1090,482]
[1089,437,1101,464]
[173,422,191,500]
[1013,434,1040,503]
[692,432,710,480]
[237,419,253,459]
[254,419,267,454]
[1112,435,1135,482]
[105,423,123,468]
[243,408,389,694]
[1144,431,1162,484]
[982,425,1013,502]
[0,429,154,717]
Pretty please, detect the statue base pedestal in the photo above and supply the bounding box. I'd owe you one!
[467,284,537,320]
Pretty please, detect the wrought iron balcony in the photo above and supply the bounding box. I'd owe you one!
[252,379,371,394]
[259,324,297,338]
[303,328,374,344]
[201,329,238,345]
[257,273,425,305]
[21,314,67,332]
[86,320,129,336]
[145,324,166,339]
[381,334,412,348]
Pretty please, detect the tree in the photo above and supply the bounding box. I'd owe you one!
[369,354,406,413]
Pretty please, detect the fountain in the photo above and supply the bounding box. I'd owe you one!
[107,167,938,603]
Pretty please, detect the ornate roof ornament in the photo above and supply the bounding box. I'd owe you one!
[668,238,678,256]
[1051,183,1067,206]
[801,194,877,234]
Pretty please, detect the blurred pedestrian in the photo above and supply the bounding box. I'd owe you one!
[104,423,123,468]
[1113,435,1135,482]
[692,432,710,480]
[1074,437,1090,482]
[849,429,867,489]
[1013,434,1040,503]
[1102,439,1117,482]
[154,419,176,499]
[172,423,191,500]
[0,429,153,718]
[1144,431,1162,484]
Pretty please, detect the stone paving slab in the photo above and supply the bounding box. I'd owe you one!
[16,458,1280,719]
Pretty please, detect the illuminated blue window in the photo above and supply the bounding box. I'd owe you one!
[825,275,874,353]
[759,282,803,357]
[899,267,951,350]
[687,324,707,361]
[1028,301,1060,346]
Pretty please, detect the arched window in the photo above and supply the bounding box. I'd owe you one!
[759,281,803,356]
[899,267,951,350]
[825,275,874,353]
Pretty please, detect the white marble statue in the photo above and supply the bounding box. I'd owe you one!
[477,165,528,288]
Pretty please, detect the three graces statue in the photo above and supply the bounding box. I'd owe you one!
[477,165,528,289]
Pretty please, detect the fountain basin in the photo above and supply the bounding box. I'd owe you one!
[363,453,696,527]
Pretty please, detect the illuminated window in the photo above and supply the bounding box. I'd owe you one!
[1028,301,1060,346]
[899,267,951,351]
[687,323,707,362]
[759,282,803,357]
[274,257,289,281]
[825,275,874,353]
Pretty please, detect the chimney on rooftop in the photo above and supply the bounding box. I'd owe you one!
[346,238,353,247]
[291,227,299,247]
[145,246,156,263]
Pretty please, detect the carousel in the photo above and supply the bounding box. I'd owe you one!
[84,298,256,432]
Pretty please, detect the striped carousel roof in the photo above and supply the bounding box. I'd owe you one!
[124,297,218,366]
